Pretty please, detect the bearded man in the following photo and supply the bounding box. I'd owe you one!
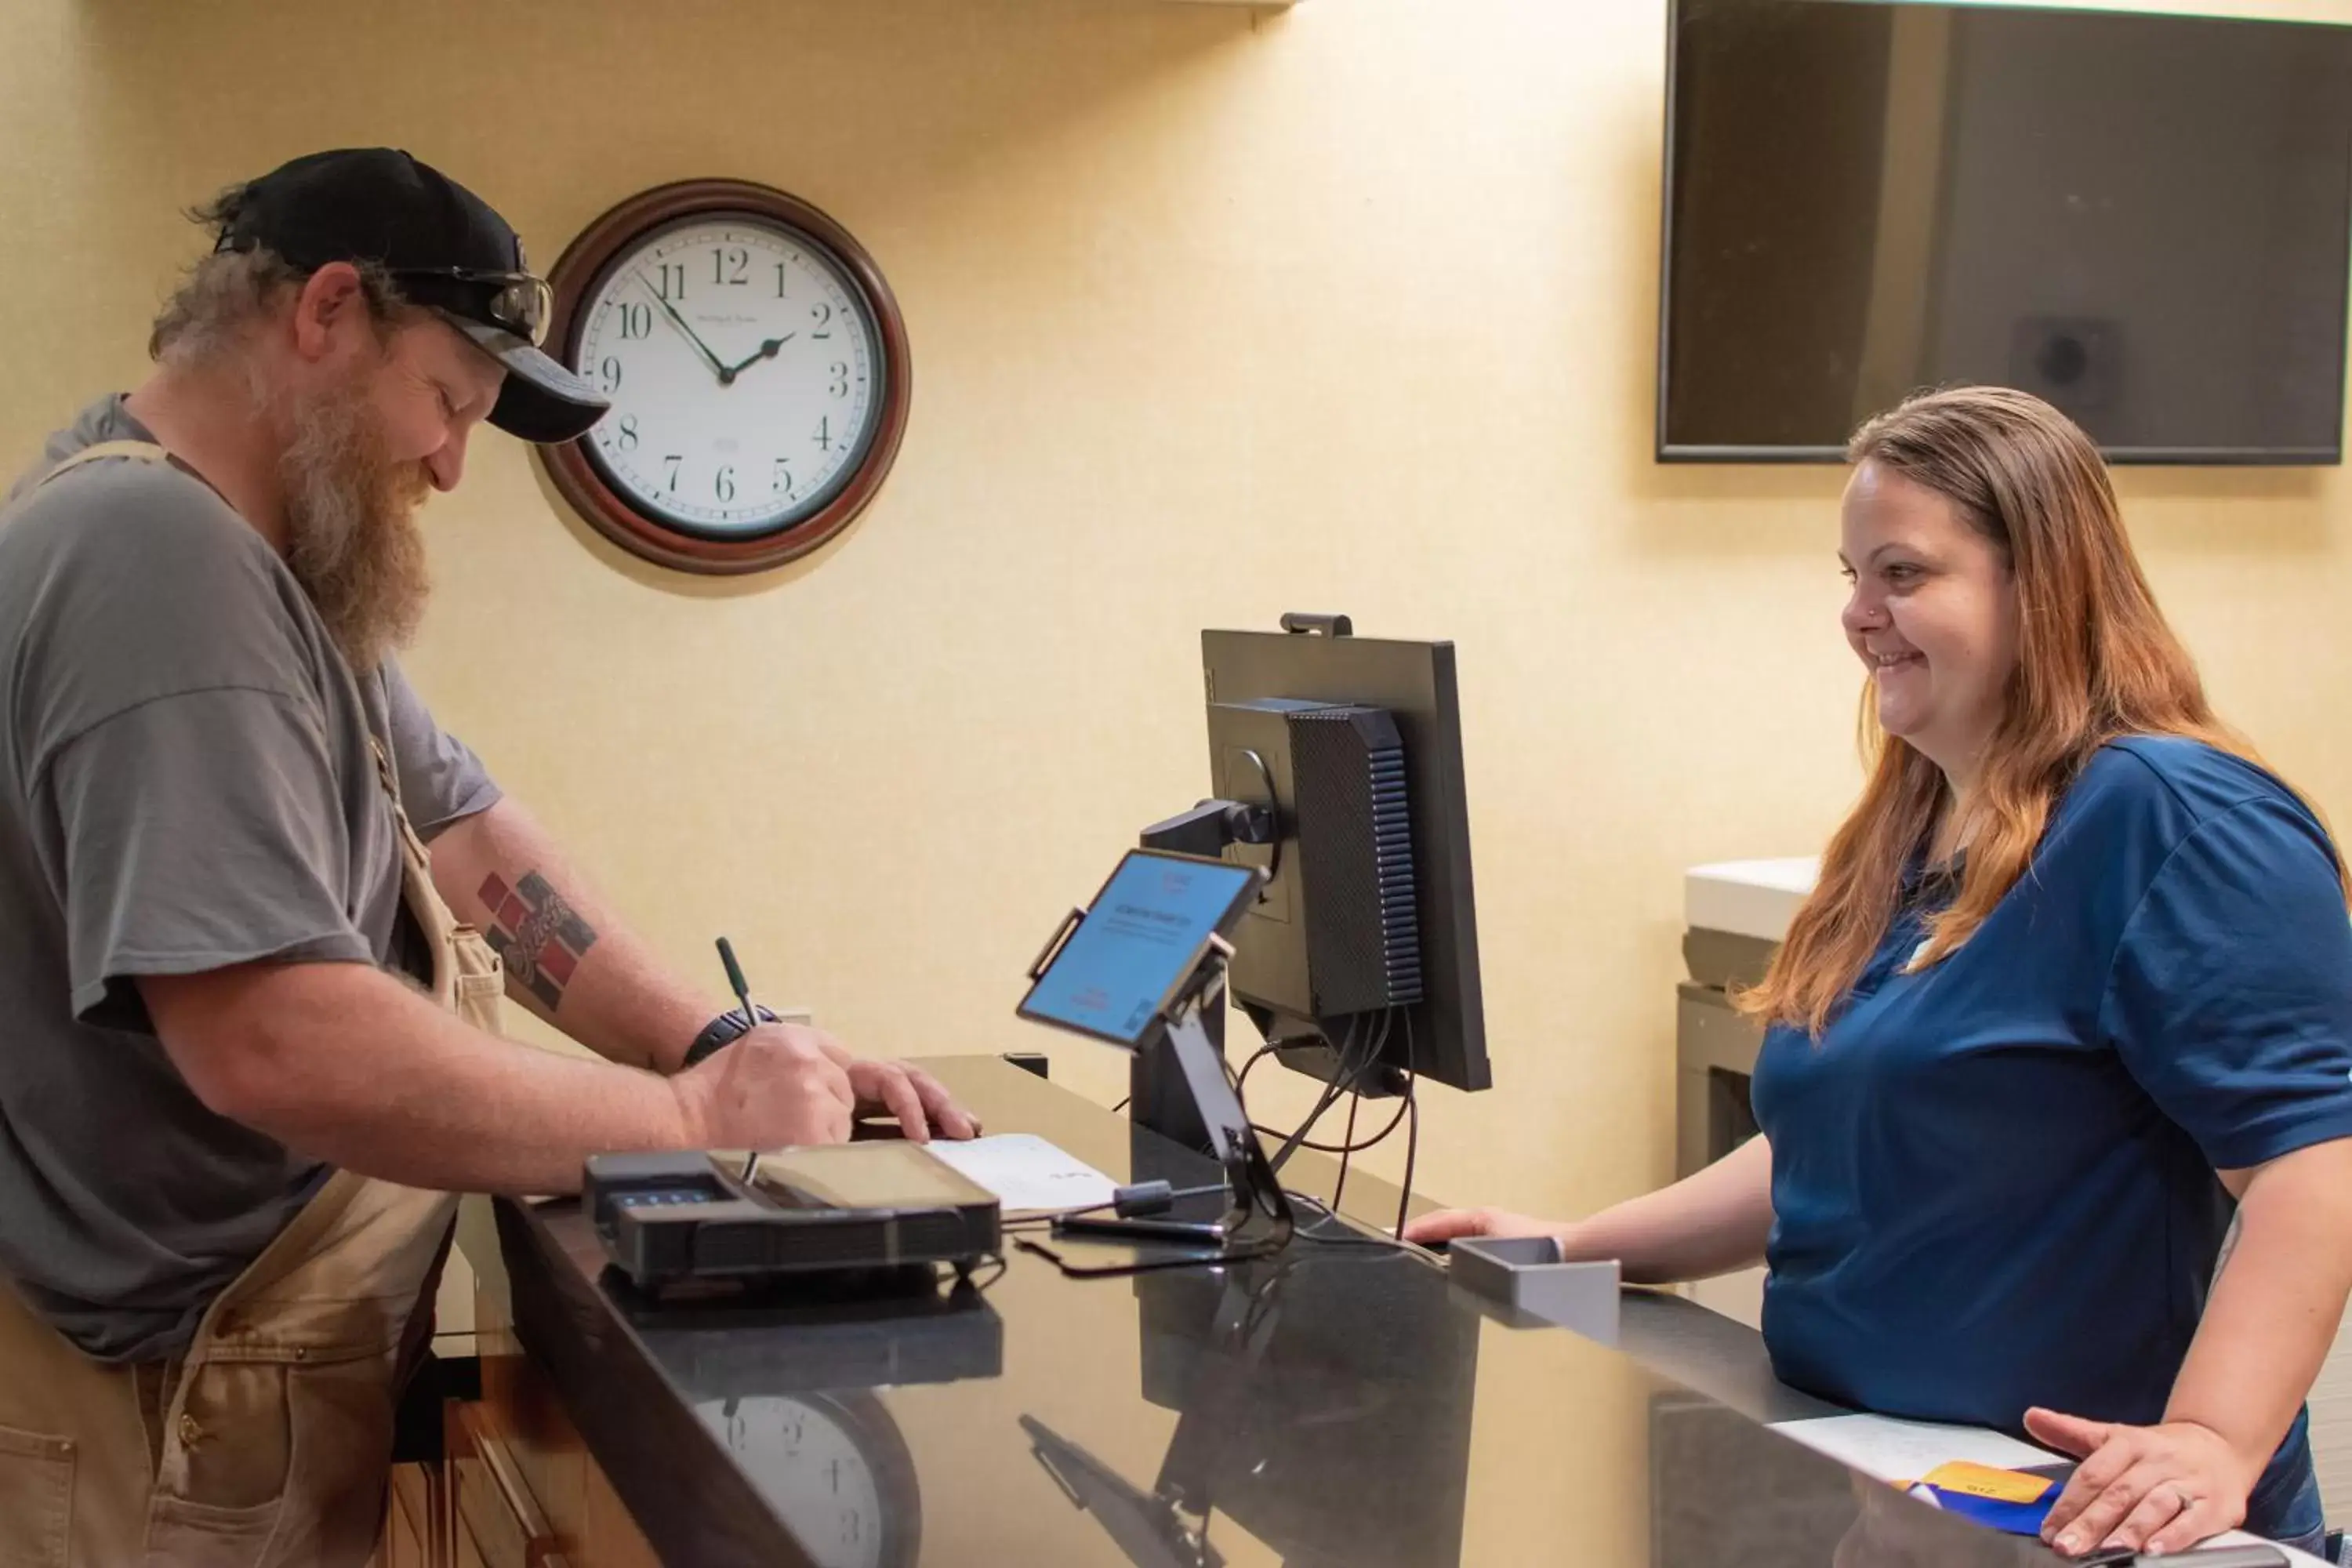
[0,148,972,1566]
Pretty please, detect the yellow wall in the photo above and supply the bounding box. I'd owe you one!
[5,0,2350,1226]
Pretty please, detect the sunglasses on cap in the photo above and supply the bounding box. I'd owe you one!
[389,267,555,347]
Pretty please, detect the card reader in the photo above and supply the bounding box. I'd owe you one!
[585,1142,1002,1294]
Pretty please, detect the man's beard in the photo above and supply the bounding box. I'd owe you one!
[273,372,434,672]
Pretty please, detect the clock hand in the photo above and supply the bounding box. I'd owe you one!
[721,332,795,379]
[635,270,734,384]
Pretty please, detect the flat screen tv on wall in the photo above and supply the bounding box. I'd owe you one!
[1658,0,2352,464]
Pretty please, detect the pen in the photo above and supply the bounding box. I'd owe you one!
[716,937,759,1030]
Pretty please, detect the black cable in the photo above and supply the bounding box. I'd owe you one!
[1270,1007,1399,1175]
[1392,1092,1421,1242]
[1247,1009,1404,1158]
[1012,1234,1248,1279]
[1233,1043,1280,1098]
[1011,1025,1290,1269]
[1060,1181,1227,1222]
[1284,1192,1432,1256]
[1394,1011,1419,1242]
[1109,1097,1129,1115]
[1330,1089,1361,1214]
[1261,1015,1365,1174]
[1268,1091,1413,1156]
[1327,1007,1394,1213]
[1287,1192,1390,1247]
[1003,1180,1228,1238]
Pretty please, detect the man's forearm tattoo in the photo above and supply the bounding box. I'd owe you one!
[477,872,599,1012]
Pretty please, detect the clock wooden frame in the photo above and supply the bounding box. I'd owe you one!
[535,179,913,576]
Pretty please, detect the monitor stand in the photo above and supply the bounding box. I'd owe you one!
[1092,956,1293,1258]
[1127,1020,1217,1162]
[1130,800,1270,1156]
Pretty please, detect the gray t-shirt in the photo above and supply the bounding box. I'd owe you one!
[0,394,500,1361]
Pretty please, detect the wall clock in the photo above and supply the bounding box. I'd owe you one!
[537,179,912,575]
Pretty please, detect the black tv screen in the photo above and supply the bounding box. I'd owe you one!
[1659,0,2352,463]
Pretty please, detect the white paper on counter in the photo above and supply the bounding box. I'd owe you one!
[1766,1413,2060,1483]
[925,1134,1120,1216]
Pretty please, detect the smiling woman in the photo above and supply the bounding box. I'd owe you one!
[1836,463,2022,818]
[1413,385,2352,1559]
[1762,385,2315,1030]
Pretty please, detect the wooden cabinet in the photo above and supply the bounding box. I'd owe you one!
[372,1203,661,1568]
[448,1396,569,1568]
[438,1373,659,1568]
[377,1462,436,1568]
[372,1384,659,1568]
[376,1461,444,1567]
[458,1207,661,1568]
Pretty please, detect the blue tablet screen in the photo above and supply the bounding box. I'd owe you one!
[1022,853,1257,1046]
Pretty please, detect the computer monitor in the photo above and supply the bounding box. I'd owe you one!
[1150,615,1489,1101]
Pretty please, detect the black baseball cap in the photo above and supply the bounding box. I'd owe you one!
[212,148,608,444]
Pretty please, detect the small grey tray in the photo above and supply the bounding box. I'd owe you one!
[1448,1236,1621,1342]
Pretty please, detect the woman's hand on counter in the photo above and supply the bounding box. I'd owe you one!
[1404,1136,1773,1281]
[1402,1207,1569,1247]
[2026,1407,2255,1557]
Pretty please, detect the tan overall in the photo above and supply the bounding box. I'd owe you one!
[0,441,506,1566]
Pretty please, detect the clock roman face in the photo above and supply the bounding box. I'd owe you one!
[571,214,885,539]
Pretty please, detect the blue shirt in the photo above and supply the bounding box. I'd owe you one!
[1751,737,2352,1540]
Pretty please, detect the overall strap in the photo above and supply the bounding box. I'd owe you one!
[31,439,171,488]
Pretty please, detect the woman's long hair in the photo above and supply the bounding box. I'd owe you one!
[1739,386,2343,1036]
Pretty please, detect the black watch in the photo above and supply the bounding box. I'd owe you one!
[681,1004,779,1069]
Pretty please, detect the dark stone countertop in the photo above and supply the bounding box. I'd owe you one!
[476,1054,2060,1568]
